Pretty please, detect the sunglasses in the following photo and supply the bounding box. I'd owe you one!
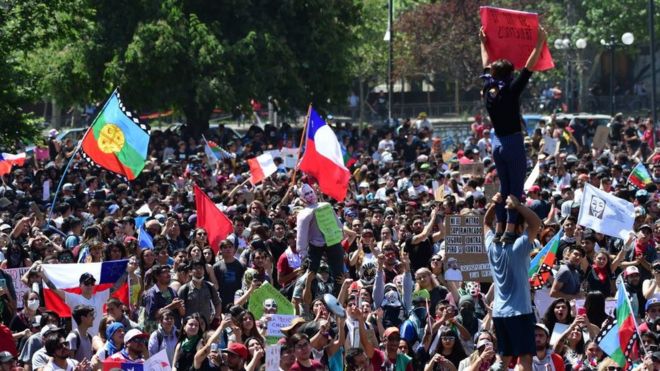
[441,336,456,341]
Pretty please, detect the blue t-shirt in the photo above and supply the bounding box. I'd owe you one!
[486,230,533,317]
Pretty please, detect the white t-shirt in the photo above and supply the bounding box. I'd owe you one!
[64,290,111,336]
[43,358,79,371]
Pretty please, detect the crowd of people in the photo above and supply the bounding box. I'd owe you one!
[0,97,657,371]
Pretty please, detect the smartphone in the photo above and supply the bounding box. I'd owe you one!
[577,307,586,316]
[210,343,218,353]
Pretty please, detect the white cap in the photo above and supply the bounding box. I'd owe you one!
[124,329,148,344]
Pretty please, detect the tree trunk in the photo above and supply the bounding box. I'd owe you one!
[182,107,211,140]
[51,99,62,128]
[359,79,365,123]
[454,78,461,114]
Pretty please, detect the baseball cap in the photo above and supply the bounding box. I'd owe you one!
[528,185,541,193]
[412,289,430,304]
[223,343,248,360]
[534,323,550,337]
[62,183,74,191]
[383,327,400,339]
[0,351,14,363]
[124,329,148,344]
[625,266,640,277]
[646,295,660,311]
[79,273,96,285]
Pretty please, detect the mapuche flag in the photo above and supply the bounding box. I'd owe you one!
[81,90,150,180]
[596,279,640,370]
[627,162,652,189]
[528,229,562,290]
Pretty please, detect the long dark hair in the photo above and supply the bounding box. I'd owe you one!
[437,327,467,368]
[585,291,608,328]
[542,298,574,334]
[178,313,205,344]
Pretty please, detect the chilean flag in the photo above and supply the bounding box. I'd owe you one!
[42,260,129,317]
[247,153,277,185]
[0,152,26,176]
[299,108,350,201]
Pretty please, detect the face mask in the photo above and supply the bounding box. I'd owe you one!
[28,299,40,311]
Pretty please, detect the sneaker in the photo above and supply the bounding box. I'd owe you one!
[501,231,519,244]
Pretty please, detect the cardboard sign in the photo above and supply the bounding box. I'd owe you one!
[248,282,295,321]
[314,204,343,246]
[432,181,445,201]
[444,214,491,282]
[265,345,281,371]
[480,6,554,71]
[592,125,609,150]
[483,182,500,202]
[542,137,559,155]
[459,163,484,177]
[266,314,296,337]
[5,267,31,309]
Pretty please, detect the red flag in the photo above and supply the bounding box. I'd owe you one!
[480,6,554,71]
[194,184,233,253]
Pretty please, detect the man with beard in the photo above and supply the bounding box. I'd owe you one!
[532,323,564,371]
[550,246,585,300]
[403,206,444,274]
[144,264,184,332]
[43,331,88,371]
[178,259,222,324]
[296,184,345,282]
[623,266,646,320]
[107,329,149,363]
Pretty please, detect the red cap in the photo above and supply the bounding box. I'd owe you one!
[528,185,541,193]
[383,327,400,339]
[223,343,248,360]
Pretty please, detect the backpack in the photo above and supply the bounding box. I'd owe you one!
[155,328,178,349]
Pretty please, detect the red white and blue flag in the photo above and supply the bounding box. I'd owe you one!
[0,152,26,176]
[299,108,350,201]
[42,260,129,317]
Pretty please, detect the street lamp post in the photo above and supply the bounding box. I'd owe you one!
[601,32,635,115]
[554,37,587,112]
[387,0,393,123]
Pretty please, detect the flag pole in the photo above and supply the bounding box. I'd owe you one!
[227,178,251,199]
[290,104,312,188]
[47,89,118,221]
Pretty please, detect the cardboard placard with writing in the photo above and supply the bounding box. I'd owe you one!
[592,126,609,150]
[480,6,554,71]
[444,214,491,282]
[5,267,30,309]
[459,163,485,177]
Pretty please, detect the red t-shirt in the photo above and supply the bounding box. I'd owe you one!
[0,324,17,356]
[290,359,324,371]
[276,253,295,286]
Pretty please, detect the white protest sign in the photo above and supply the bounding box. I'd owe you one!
[550,322,569,346]
[524,162,540,191]
[265,344,281,371]
[280,147,299,169]
[577,184,634,239]
[542,137,559,155]
[5,267,31,309]
[144,349,172,370]
[266,314,296,337]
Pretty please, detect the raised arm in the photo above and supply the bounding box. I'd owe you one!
[524,26,548,71]
[480,27,489,68]
[412,208,438,244]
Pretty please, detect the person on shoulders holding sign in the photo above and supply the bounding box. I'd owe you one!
[296,183,345,286]
[479,24,547,244]
[484,193,541,371]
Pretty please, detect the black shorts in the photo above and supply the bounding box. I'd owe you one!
[492,313,536,356]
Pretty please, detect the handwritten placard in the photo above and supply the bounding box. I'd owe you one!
[266,314,296,337]
[248,282,295,321]
[314,204,343,246]
[444,214,490,282]
[265,345,281,371]
[480,6,554,71]
[5,267,31,309]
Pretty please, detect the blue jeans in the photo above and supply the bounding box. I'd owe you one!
[492,132,527,225]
